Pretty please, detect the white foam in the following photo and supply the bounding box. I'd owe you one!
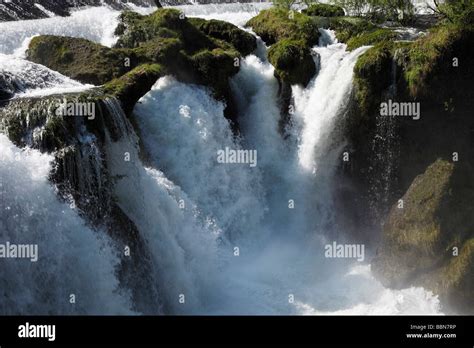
[0,134,134,314]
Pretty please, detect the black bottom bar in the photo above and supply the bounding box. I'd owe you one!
[0,315,472,346]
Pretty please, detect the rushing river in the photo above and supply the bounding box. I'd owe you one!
[0,2,442,315]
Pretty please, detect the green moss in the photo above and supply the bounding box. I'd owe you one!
[346,28,396,51]
[132,37,183,64]
[246,8,319,46]
[438,238,474,301]
[372,159,474,311]
[303,3,345,17]
[190,48,240,99]
[385,159,454,249]
[114,8,215,54]
[328,16,377,44]
[402,24,469,97]
[353,41,394,116]
[0,96,80,151]
[27,35,133,86]
[103,64,164,115]
[188,17,257,56]
[268,39,316,86]
[246,8,318,85]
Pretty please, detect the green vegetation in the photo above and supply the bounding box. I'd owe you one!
[302,3,345,17]
[372,159,474,311]
[114,9,214,52]
[246,8,319,86]
[103,64,164,115]
[268,39,316,86]
[432,0,474,26]
[27,36,133,85]
[353,41,394,116]
[345,27,396,50]
[246,8,319,46]
[25,8,256,123]
[272,0,299,10]
[402,24,469,97]
[188,17,257,56]
[331,0,415,23]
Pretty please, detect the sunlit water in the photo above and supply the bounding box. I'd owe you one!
[0,3,442,315]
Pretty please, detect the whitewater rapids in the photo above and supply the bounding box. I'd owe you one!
[0,3,442,315]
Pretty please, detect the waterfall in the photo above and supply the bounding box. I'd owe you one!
[0,4,442,315]
[127,28,441,314]
[0,7,121,55]
[0,134,134,314]
[0,55,91,99]
[177,2,271,26]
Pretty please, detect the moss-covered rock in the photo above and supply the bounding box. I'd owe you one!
[27,35,134,85]
[188,17,257,56]
[328,16,377,44]
[191,48,239,95]
[246,8,319,87]
[353,41,395,117]
[346,28,396,51]
[103,64,164,115]
[111,8,249,126]
[401,24,473,98]
[372,159,474,312]
[25,8,253,127]
[114,9,216,53]
[246,8,320,46]
[268,39,316,86]
[342,20,474,312]
[303,3,345,17]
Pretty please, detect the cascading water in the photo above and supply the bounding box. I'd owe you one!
[129,26,441,314]
[0,3,442,315]
[0,134,134,315]
[0,55,92,98]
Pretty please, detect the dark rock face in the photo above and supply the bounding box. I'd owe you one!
[0,93,164,313]
[340,24,474,312]
[188,17,257,57]
[0,73,16,100]
[372,160,474,313]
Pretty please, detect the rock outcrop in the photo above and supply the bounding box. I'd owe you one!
[246,8,319,132]
[340,18,474,312]
[372,160,474,313]
[25,8,256,128]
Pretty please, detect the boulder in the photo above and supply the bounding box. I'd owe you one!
[27,36,133,86]
[303,3,345,17]
[372,160,474,312]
